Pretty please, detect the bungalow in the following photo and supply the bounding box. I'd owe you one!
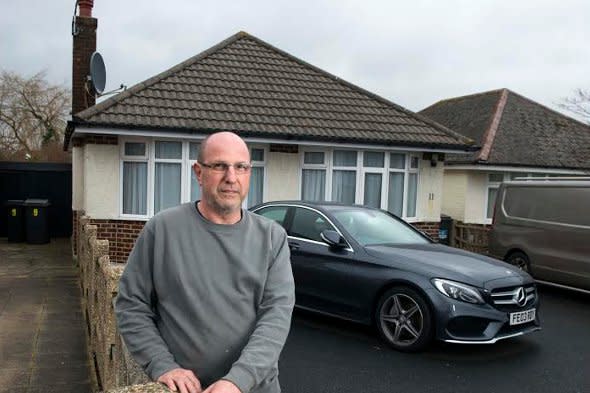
[420,88,590,228]
[66,4,475,262]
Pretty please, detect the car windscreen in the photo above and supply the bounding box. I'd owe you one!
[331,208,429,246]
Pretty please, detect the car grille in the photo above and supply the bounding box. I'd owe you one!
[489,284,536,312]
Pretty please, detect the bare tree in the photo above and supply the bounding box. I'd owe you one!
[0,70,70,160]
[559,88,590,124]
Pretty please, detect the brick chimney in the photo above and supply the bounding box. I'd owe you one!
[72,0,97,115]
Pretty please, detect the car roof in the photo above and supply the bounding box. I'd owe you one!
[252,200,382,213]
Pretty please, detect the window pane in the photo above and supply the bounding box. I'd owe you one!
[154,163,181,213]
[302,169,325,201]
[388,172,404,216]
[364,173,382,208]
[123,162,147,215]
[390,153,405,169]
[487,187,498,219]
[410,156,419,169]
[248,167,264,208]
[189,142,200,160]
[256,206,289,227]
[333,150,357,167]
[251,148,264,162]
[488,173,504,182]
[155,141,182,159]
[190,169,201,201]
[124,142,146,156]
[304,152,324,165]
[406,173,418,217]
[364,152,384,167]
[332,170,356,204]
[504,186,590,225]
[290,208,333,242]
[333,208,428,246]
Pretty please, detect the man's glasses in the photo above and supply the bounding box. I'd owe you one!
[198,161,252,174]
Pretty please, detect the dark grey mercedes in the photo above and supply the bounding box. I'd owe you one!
[251,201,541,352]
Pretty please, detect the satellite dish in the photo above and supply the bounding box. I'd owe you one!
[89,52,106,94]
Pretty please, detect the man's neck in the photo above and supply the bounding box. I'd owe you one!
[196,201,242,225]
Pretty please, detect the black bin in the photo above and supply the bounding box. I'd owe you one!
[439,214,453,246]
[5,200,26,242]
[24,199,51,244]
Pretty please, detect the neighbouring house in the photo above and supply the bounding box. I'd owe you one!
[65,3,475,262]
[420,88,590,243]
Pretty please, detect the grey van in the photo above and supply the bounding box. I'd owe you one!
[488,178,590,293]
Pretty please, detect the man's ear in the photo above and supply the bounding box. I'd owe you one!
[193,162,203,185]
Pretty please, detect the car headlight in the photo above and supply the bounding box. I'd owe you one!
[432,278,485,304]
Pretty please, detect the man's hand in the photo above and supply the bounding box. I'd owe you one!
[202,380,241,393]
[157,368,202,393]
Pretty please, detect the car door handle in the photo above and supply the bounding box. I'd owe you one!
[289,242,300,251]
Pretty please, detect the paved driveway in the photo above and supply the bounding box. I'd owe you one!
[0,239,93,393]
[279,286,590,393]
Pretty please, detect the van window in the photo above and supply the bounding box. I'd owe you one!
[504,186,590,226]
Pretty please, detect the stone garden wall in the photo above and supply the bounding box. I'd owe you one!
[77,216,154,392]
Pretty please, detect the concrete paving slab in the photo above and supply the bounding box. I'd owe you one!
[0,238,94,392]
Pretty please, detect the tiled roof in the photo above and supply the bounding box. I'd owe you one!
[420,89,590,170]
[67,32,474,150]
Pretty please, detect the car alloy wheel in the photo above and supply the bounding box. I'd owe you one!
[376,287,433,352]
[506,251,530,273]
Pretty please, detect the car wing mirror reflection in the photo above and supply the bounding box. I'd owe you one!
[321,230,347,249]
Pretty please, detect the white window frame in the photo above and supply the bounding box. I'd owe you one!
[331,149,360,204]
[153,140,184,215]
[405,155,420,219]
[360,151,387,208]
[119,138,268,218]
[299,148,420,219]
[120,140,151,219]
[246,145,268,208]
[300,150,329,201]
[186,141,201,203]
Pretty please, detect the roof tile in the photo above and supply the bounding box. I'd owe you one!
[420,89,590,170]
[71,32,473,149]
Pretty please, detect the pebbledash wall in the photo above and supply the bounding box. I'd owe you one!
[72,136,442,262]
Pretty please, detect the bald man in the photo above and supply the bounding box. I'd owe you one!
[115,132,295,393]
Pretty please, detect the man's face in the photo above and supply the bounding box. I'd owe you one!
[194,133,251,216]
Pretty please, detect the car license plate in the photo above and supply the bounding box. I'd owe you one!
[509,309,536,325]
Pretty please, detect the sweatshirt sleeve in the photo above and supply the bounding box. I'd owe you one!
[223,225,295,393]
[114,223,181,381]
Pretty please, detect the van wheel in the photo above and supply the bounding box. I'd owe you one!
[375,287,433,352]
[506,251,530,272]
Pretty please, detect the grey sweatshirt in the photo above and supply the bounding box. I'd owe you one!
[115,202,295,393]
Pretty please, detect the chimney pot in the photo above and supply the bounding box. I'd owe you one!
[78,0,94,17]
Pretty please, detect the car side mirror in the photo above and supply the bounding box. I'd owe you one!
[321,230,347,248]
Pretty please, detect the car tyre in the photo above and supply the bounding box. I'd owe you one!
[375,286,433,352]
[506,251,530,273]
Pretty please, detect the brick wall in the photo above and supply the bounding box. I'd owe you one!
[88,219,146,263]
[412,221,440,242]
[72,135,118,147]
[72,15,97,115]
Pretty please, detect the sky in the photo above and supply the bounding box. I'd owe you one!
[2,0,588,119]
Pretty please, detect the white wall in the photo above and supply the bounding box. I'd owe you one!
[266,151,300,201]
[417,160,445,222]
[72,146,85,211]
[464,172,488,224]
[441,170,468,221]
[83,144,119,219]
